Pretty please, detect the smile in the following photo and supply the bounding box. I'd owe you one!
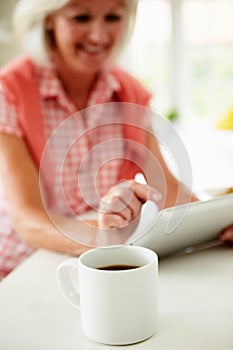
[78,44,109,55]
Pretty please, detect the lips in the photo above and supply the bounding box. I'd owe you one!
[77,44,110,55]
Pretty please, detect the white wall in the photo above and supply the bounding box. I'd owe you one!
[0,0,20,66]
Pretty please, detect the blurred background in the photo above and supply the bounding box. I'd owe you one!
[0,0,232,191]
[123,0,233,126]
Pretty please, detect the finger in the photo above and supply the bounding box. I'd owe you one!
[99,194,130,214]
[121,193,143,220]
[100,182,134,211]
[98,213,127,229]
[114,181,134,205]
[99,194,133,226]
[108,196,132,221]
[131,181,161,203]
[220,226,233,242]
[113,184,144,221]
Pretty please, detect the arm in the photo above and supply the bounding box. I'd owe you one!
[98,131,198,229]
[146,131,198,208]
[0,134,95,255]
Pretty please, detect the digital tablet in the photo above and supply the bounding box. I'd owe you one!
[131,190,233,257]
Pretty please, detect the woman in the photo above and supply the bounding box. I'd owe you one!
[0,0,229,280]
[0,0,159,279]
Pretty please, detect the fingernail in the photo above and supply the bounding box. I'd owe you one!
[151,191,162,202]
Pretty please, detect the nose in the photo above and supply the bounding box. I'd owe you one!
[87,20,108,44]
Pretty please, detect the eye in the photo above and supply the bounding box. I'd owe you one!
[105,14,122,22]
[73,14,92,23]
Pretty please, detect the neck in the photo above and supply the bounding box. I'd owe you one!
[55,60,99,110]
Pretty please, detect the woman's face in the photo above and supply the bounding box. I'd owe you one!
[48,0,127,74]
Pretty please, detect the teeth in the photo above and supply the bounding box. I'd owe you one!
[84,45,104,53]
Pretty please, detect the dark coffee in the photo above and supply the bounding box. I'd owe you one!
[97,264,140,271]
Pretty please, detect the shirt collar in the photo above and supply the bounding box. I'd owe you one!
[35,64,61,99]
[35,64,121,105]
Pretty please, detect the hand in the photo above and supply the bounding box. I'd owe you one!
[220,225,233,244]
[98,180,161,229]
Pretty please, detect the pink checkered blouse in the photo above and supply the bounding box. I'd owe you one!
[0,62,127,278]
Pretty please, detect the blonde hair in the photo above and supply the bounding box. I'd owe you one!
[12,0,138,65]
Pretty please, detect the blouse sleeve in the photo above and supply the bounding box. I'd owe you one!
[0,82,23,137]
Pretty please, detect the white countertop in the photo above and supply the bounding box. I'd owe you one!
[0,246,232,350]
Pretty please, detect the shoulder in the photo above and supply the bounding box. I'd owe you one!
[111,66,152,106]
[0,56,37,102]
[0,55,35,79]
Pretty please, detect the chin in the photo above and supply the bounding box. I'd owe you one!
[77,50,112,70]
[78,61,106,75]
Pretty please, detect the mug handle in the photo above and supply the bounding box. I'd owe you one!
[56,258,80,308]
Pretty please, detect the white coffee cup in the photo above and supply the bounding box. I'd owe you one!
[57,245,158,345]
